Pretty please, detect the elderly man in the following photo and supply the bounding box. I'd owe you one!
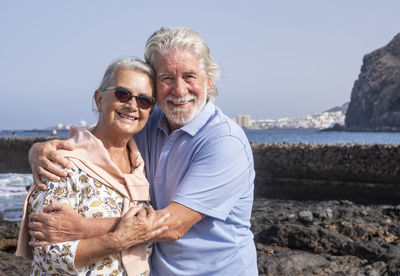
[28,27,258,275]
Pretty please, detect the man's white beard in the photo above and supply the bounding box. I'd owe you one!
[161,93,206,128]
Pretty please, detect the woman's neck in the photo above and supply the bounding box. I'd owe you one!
[90,125,132,174]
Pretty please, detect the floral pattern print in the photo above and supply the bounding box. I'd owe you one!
[29,163,146,276]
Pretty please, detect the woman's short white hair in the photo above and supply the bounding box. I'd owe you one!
[144,27,220,101]
[98,57,155,94]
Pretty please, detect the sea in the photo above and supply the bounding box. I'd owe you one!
[1,128,399,221]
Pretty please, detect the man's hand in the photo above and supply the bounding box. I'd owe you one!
[29,139,74,189]
[150,202,205,242]
[28,202,86,247]
[112,205,169,251]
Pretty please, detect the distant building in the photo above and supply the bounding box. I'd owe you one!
[235,114,252,128]
[79,120,88,128]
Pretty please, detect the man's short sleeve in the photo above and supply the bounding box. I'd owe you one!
[172,135,254,221]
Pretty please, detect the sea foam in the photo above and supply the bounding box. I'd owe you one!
[0,173,32,221]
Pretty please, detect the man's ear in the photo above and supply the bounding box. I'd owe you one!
[94,90,103,112]
[207,78,213,91]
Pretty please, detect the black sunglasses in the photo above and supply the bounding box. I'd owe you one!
[103,86,156,110]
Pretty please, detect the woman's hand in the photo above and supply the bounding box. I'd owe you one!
[28,202,86,247]
[29,139,74,189]
[112,205,169,251]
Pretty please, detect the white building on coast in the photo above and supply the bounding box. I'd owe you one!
[236,103,348,130]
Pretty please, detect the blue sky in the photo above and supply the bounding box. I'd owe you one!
[1,0,400,130]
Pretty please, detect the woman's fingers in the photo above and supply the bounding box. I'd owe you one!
[123,206,142,218]
[28,212,49,225]
[146,205,156,223]
[28,221,45,232]
[29,230,45,241]
[29,239,50,247]
[136,209,147,222]
[42,201,68,213]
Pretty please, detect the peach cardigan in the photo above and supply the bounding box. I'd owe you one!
[17,127,151,275]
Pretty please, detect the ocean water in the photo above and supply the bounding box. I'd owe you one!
[0,173,32,221]
[1,128,400,144]
[0,129,70,138]
[1,128,400,221]
[244,129,400,144]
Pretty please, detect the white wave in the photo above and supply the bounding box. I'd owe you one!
[0,173,32,195]
[0,173,32,221]
[0,173,33,186]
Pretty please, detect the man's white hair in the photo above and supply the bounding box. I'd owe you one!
[144,27,220,101]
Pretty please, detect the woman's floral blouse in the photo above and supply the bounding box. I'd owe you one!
[29,163,146,276]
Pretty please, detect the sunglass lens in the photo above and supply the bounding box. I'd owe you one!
[137,96,152,109]
[114,87,153,109]
[115,88,131,103]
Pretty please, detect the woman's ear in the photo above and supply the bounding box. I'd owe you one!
[94,90,103,112]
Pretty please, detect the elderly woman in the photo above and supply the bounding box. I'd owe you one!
[17,57,168,275]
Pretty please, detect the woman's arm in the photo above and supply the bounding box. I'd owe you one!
[30,205,167,272]
[74,206,168,268]
[29,168,168,271]
[28,202,120,247]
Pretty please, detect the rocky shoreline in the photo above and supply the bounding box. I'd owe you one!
[253,199,400,275]
[1,198,399,275]
[1,138,400,274]
[0,215,31,275]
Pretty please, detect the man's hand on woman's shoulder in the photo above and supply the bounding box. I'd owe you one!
[29,139,74,189]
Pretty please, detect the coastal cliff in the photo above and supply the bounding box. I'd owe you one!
[345,33,400,131]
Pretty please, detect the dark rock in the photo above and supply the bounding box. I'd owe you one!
[298,210,313,223]
[252,143,400,204]
[0,221,20,240]
[0,221,31,275]
[0,251,31,276]
[321,123,346,132]
[0,137,62,173]
[345,33,400,131]
[1,198,399,275]
[253,199,400,275]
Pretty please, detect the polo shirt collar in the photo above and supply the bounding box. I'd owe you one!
[157,101,215,136]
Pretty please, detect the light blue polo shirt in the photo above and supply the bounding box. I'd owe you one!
[135,102,257,276]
